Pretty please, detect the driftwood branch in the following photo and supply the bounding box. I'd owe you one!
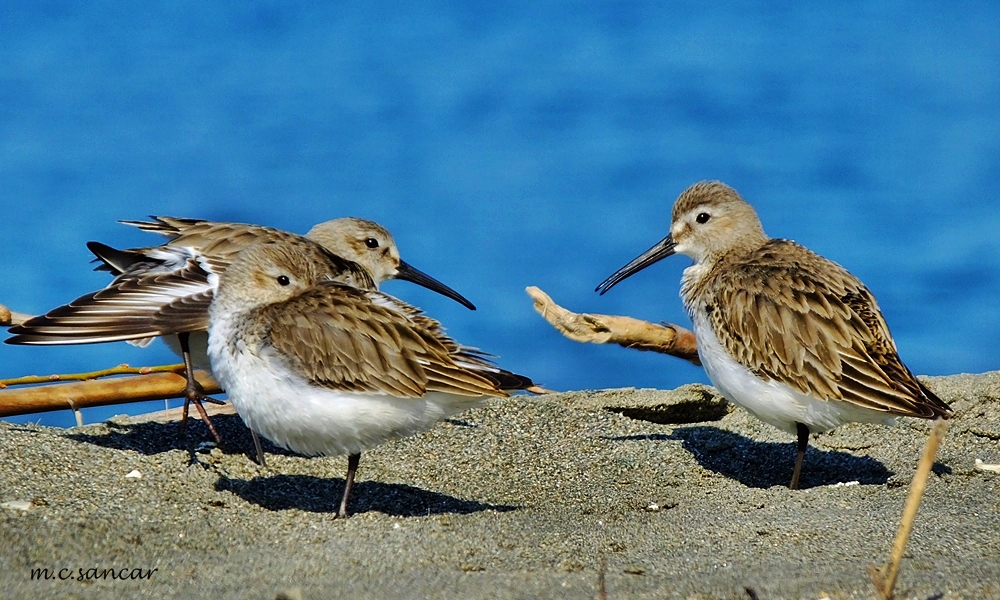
[0,303,33,327]
[526,286,700,365]
[0,370,223,418]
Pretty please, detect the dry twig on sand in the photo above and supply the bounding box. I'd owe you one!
[974,459,1000,473]
[526,286,700,365]
[869,419,949,600]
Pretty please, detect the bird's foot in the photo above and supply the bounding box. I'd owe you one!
[178,377,225,445]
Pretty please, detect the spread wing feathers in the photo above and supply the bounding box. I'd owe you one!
[119,215,211,239]
[100,218,377,290]
[262,284,534,398]
[709,240,951,419]
[6,248,222,345]
[87,241,153,274]
[92,217,292,274]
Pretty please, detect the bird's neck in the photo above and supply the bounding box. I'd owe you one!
[679,239,766,314]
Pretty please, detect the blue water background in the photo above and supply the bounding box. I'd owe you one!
[2,2,999,428]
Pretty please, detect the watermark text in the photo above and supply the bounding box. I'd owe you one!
[30,567,158,582]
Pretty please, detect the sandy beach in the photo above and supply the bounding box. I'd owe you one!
[1,372,998,599]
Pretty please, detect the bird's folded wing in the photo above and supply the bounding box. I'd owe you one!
[710,241,950,418]
[263,284,517,398]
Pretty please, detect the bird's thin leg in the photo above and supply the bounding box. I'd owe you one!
[789,423,810,490]
[251,429,267,467]
[336,453,361,519]
[176,332,224,445]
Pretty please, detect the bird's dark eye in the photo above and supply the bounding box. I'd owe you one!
[277,275,290,286]
[365,238,379,249]
[696,212,711,224]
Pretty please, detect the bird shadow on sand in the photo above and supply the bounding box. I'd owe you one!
[63,414,295,462]
[215,473,518,517]
[608,425,892,489]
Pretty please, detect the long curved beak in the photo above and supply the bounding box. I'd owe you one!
[396,260,477,310]
[595,234,676,295]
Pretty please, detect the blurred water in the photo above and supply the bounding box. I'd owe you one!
[2,2,999,428]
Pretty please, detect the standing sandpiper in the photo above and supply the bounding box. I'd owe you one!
[596,181,952,488]
[6,217,475,448]
[208,237,536,518]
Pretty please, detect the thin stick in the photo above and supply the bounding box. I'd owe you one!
[869,419,949,599]
[0,370,223,418]
[0,363,192,388]
[598,555,607,600]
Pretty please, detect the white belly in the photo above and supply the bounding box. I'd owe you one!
[207,320,484,457]
[691,312,895,435]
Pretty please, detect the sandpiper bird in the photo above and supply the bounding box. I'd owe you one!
[6,217,475,449]
[596,181,952,489]
[208,236,536,518]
